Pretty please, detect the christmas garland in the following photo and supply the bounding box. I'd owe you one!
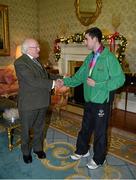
[54,32,127,63]
[53,33,84,61]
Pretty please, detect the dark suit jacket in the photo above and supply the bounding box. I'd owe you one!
[14,54,57,111]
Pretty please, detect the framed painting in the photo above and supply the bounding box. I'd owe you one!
[0,4,10,56]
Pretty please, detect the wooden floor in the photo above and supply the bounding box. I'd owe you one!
[110,109,136,134]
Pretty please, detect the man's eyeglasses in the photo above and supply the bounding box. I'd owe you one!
[29,46,40,49]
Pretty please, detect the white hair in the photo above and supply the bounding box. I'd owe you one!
[21,39,30,54]
[21,38,37,54]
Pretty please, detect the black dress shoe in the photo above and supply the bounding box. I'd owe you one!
[23,155,32,164]
[33,151,46,159]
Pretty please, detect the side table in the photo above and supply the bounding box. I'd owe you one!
[0,118,21,151]
[124,85,136,112]
[116,84,136,112]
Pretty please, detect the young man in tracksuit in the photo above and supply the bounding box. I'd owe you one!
[62,27,125,169]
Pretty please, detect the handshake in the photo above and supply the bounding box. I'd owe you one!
[54,73,70,90]
[55,79,64,89]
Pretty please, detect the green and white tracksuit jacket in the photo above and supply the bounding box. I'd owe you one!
[63,47,125,104]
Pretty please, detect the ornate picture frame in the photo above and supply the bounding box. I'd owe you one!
[75,0,102,26]
[0,4,10,56]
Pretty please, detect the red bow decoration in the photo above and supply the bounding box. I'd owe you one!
[109,32,119,52]
[54,38,61,53]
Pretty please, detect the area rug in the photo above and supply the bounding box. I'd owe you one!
[0,132,90,179]
[48,117,136,165]
[0,127,135,179]
[2,131,125,180]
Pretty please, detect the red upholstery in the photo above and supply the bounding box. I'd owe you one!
[51,86,70,120]
[0,65,19,96]
[51,86,69,106]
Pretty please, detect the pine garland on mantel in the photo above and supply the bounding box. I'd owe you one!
[53,33,84,61]
[54,32,129,72]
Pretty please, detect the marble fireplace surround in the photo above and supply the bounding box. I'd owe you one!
[58,43,89,75]
[58,43,136,113]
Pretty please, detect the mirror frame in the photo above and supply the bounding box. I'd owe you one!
[75,0,102,26]
[0,4,10,56]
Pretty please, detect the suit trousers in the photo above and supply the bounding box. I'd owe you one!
[19,107,47,155]
[75,101,111,165]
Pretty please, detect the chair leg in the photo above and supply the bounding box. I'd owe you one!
[51,107,60,122]
[58,108,61,121]
[7,127,13,151]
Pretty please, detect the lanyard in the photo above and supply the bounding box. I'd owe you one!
[88,52,100,77]
[88,45,104,77]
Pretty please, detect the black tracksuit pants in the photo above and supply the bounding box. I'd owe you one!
[75,101,111,165]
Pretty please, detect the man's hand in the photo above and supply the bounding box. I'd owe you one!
[63,73,70,77]
[87,77,95,87]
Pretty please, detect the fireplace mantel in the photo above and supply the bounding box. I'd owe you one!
[58,43,90,75]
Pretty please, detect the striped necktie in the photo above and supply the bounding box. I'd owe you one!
[32,58,43,69]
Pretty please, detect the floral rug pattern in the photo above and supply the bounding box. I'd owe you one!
[48,117,136,165]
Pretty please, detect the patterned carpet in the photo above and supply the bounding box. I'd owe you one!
[0,115,136,179]
[0,110,136,166]
[48,116,136,166]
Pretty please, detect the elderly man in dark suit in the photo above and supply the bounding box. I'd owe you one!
[14,38,62,164]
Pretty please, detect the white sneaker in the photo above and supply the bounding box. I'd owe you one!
[70,151,90,160]
[87,159,106,170]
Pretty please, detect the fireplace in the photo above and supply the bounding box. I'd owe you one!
[57,43,87,105]
[67,60,84,105]
[57,43,89,105]
[58,43,90,75]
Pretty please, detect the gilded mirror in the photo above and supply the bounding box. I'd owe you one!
[75,0,102,26]
[0,4,10,56]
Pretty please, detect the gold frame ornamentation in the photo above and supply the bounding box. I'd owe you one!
[0,4,10,56]
[75,0,102,26]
